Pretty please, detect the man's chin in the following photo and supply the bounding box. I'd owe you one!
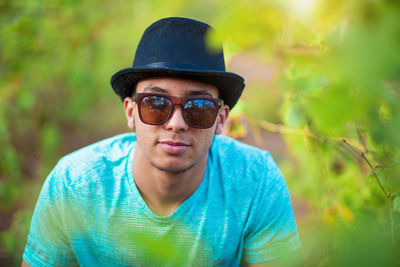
[150,161,195,174]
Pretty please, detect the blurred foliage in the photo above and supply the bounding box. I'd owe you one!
[1,0,400,266]
[214,0,400,265]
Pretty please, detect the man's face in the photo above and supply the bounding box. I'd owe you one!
[124,77,229,173]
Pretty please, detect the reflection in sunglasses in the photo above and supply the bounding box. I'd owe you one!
[134,93,223,129]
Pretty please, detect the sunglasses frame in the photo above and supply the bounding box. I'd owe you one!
[133,93,224,129]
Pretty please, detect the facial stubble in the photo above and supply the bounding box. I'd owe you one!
[133,119,217,174]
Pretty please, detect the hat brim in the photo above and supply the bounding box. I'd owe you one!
[110,67,245,110]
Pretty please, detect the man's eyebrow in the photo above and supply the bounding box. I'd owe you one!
[143,86,214,97]
[143,85,168,93]
[188,89,213,97]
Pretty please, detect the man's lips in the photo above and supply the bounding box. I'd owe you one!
[158,140,191,154]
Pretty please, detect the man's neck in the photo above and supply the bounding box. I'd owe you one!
[131,149,207,217]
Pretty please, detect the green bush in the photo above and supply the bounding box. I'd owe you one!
[1,0,399,265]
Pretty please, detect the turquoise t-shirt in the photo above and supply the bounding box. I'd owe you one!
[23,133,301,266]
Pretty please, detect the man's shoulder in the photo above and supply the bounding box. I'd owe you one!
[53,133,136,186]
[213,135,264,152]
[210,135,284,187]
[61,132,135,162]
[212,135,275,169]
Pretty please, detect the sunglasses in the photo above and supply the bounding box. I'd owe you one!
[133,93,224,129]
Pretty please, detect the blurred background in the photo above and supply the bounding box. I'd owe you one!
[1,0,400,266]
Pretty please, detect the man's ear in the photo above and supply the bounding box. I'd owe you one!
[215,105,230,135]
[123,97,135,130]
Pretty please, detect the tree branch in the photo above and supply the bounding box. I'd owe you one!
[255,118,364,150]
[341,139,394,242]
[341,139,389,198]
[253,118,396,242]
[376,162,400,169]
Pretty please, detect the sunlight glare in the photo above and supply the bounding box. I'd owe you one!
[292,0,317,18]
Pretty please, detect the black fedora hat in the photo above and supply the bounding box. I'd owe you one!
[110,17,245,109]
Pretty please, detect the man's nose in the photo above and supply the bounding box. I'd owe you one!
[164,105,189,132]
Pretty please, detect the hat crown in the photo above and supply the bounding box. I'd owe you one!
[111,17,245,109]
[133,17,226,71]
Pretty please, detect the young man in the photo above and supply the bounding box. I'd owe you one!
[22,17,301,266]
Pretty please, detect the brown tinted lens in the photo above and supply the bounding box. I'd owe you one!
[140,96,172,124]
[183,99,218,128]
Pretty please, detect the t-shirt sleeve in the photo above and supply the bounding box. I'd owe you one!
[243,154,301,263]
[22,164,77,266]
